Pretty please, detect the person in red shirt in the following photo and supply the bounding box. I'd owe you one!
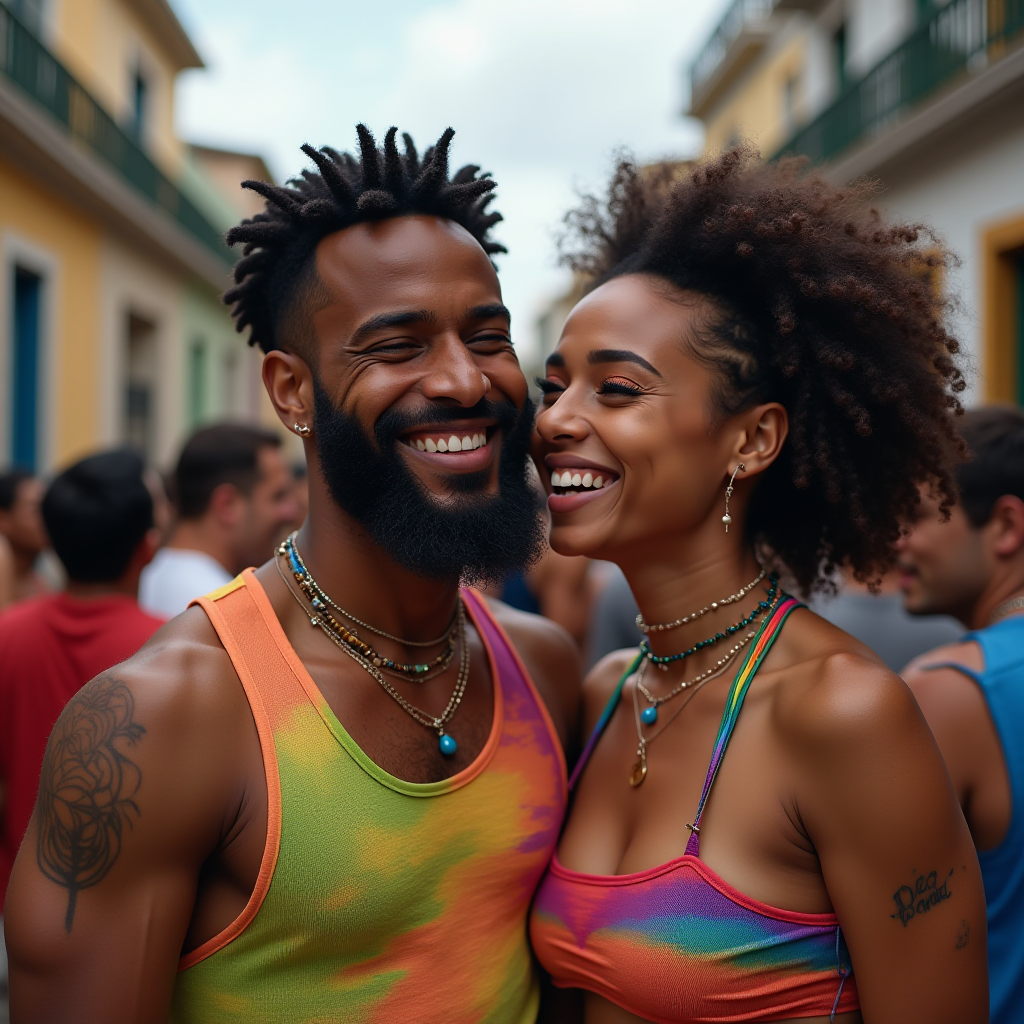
[0,450,165,909]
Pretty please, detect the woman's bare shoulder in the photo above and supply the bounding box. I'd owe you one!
[771,606,923,752]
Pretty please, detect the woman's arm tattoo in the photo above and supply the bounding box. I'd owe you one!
[890,867,954,928]
[36,676,146,931]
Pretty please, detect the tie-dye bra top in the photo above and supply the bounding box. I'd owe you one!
[530,595,859,1023]
[170,570,567,1024]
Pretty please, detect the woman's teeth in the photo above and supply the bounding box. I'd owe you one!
[550,470,607,492]
[408,433,487,453]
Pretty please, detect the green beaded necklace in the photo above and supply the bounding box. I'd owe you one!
[638,575,779,668]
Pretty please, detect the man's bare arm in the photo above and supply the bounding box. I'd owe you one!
[5,611,257,1024]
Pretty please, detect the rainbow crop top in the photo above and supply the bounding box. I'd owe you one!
[530,596,859,1023]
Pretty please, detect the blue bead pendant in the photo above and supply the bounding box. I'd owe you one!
[439,733,457,756]
[641,705,658,725]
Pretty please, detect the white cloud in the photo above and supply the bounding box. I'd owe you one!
[175,0,728,359]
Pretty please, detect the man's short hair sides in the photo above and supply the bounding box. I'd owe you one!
[173,423,282,520]
[42,450,153,582]
[957,406,1024,528]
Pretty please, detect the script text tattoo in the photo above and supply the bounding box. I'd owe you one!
[890,868,953,928]
[36,676,146,931]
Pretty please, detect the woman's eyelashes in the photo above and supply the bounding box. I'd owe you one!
[535,375,646,400]
[535,377,565,396]
[598,376,645,396]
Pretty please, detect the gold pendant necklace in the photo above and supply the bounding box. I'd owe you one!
[628,650,740,787]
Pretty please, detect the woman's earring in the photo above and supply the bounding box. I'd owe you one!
[293,422,311,437]
[722,463,745,533]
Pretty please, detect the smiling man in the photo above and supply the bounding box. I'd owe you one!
[5,126,579,1024]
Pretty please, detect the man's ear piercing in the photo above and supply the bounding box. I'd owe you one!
[722,463,745,533]
[293,422,311,437]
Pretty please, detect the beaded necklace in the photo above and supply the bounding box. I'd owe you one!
[280,535,458,678]
[638,575,779,669]
[636,567,766,634]
[275,549,470,756]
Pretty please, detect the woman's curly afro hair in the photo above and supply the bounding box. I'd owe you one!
[562,144,966,593]
[224,124,505,355]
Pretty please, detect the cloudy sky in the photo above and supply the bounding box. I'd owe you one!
[173,0,728,363]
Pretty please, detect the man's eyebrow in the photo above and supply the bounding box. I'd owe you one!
[466,303,511,323]
[545,352,565,368]
[587,348,663,377]
[350,309,437,345]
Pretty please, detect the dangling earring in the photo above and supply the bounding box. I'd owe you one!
[722,463,745,533]
[293,422,311,437]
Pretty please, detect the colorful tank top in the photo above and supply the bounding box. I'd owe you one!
[530,596,859,1023]
[170,569,567,1024]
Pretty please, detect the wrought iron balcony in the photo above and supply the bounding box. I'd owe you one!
[0,1,230,264]
[776,0,1024,164]
[689,0,778,118]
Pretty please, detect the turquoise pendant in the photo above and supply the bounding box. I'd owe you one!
[439,733,457,756]
[641,705,658,725]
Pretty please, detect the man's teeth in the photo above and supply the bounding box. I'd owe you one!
[411,433,487,453]
[550,470,606,489]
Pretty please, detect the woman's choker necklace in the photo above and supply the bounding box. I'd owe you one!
[636,566,766,635]
[639,575,779,671]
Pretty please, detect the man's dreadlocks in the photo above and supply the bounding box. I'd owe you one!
[224,125,506,355]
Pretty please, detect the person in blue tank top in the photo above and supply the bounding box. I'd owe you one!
[900,405,1024,1024]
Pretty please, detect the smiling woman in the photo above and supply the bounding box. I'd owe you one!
[527,145,988,1024]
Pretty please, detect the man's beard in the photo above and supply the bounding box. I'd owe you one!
[312,378,545,586]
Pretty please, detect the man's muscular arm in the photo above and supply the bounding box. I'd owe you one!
[5,610,257,1024]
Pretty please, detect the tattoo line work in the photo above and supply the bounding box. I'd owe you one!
[955,919,970,950]
[36,677,146,931]
[890,868,953,928]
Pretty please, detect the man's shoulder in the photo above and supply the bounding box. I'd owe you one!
[106,605,244,728]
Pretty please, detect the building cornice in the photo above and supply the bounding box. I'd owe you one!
[125,0,203,70]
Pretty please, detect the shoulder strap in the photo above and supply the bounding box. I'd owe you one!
[569,651,643,791]
[462,588,568,795]
[181,568,304,969]
[686,595,802,855]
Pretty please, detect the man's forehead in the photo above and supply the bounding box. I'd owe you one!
[315,215,494,284]
[312,215,502,335]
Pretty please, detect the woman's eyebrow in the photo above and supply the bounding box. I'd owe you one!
[587,349,662,377]
[545,352,566,368]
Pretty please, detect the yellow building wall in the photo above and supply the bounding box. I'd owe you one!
[703,35,807,157]
[0,157,102,468]
[50,0,184,175]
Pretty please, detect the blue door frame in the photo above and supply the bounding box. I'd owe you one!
[12,266,42,471]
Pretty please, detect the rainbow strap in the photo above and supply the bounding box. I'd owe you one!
[685,595,801,852]
[568,596,801,800]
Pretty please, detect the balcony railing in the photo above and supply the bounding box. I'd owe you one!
[776,0,1024,164]
[690,0,777,104]
[0,1,230,265]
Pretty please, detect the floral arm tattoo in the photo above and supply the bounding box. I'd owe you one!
[36,677,146,931]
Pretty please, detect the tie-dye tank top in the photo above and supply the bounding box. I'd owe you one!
[170,570,567,1023]
[530,596,859,1022]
